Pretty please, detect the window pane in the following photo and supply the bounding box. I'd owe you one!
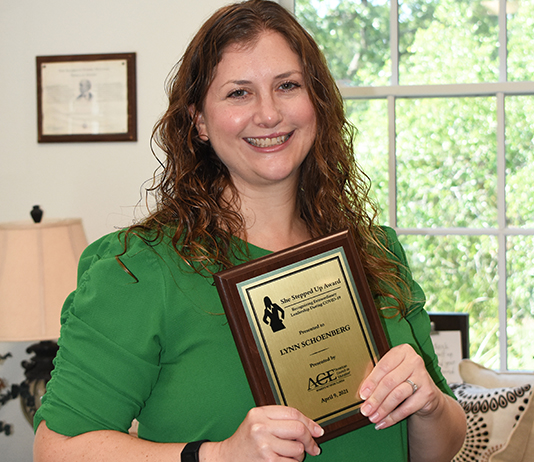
[507,235,534,370]
[295,0,390,86]
[506,95,534,227]
[345,99,389,222]
[400,234,499,368]
[508,0,534,81]
[399,0,499,85]
[396,97,497,228]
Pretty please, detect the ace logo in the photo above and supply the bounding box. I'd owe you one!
[308,369,337,391]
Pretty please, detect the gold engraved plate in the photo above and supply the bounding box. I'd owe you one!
[214,230,389,442]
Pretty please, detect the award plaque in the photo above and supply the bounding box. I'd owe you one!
[213,229,390,443]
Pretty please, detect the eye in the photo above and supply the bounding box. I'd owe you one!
[227,88,249,99]
[279,81,301,91]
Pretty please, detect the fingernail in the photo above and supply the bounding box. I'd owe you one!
[375,420,387,430]
[360,387,371,400]
[369,412,380,423]
[360,403,372,417]
[315,425,324,437]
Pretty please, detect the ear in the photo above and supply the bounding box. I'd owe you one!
[189,105,209,141]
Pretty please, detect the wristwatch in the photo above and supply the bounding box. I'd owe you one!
[181,439,210,462]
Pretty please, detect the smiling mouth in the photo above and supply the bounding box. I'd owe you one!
[244,132,293,148]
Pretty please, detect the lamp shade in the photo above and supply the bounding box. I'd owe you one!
[0,219,87,341]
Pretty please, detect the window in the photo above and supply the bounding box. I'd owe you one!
[286,0,534,370]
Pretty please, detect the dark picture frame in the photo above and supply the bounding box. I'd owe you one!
[429,312,470,359]
[214,230,390,443]
[36,53,137,143]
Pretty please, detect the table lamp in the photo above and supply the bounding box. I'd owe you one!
[0,206,88,429]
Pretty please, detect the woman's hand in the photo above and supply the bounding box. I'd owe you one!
[202,405,323,462]
[356,343,466,461]
[358,343,444,430]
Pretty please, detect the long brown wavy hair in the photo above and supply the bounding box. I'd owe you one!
[126,0,409,316]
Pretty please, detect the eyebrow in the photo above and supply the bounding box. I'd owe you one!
[222,70,303,87]
[275,70,302,80]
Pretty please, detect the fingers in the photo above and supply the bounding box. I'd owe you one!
[218,406,323,462]
[358,344,439,430]
[254,406,323,457]
[359,344,421,399]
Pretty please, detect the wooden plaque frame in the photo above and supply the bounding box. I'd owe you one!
[214,229,390,443]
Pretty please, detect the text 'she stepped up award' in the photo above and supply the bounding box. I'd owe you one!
[214,229,389,443]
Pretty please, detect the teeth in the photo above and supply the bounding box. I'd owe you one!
[245,134,290,148]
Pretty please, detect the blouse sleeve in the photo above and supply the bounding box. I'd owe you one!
[34,232,166,436]
[380,227,454,398]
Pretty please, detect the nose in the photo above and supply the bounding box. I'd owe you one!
[253,94,282,128]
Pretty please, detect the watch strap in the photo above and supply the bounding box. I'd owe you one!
[181,439,210,462]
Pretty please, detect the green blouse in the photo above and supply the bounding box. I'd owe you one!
[34,227,452,461]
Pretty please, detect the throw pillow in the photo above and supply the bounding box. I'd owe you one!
[459,359,533,388]
[489,388,534,462]
[451,382,532,462]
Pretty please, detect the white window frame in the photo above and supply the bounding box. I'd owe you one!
[284,0,534,370]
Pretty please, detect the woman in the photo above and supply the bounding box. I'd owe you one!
[33,1,466,461]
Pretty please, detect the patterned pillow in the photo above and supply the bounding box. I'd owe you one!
[451,382,532,462]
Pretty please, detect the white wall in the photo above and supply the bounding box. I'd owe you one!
[0,0,231,459]
[0,0,235,243]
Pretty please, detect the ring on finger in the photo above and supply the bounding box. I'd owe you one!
[406,378,418,395]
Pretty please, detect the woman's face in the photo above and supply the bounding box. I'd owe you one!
[195,31,317,193]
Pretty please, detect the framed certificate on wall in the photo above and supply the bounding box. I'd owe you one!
[36,53,137,143]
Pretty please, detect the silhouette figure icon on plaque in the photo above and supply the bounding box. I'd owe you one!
[262,296,286,333]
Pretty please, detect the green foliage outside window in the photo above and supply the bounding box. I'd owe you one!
[296,0,534,370]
